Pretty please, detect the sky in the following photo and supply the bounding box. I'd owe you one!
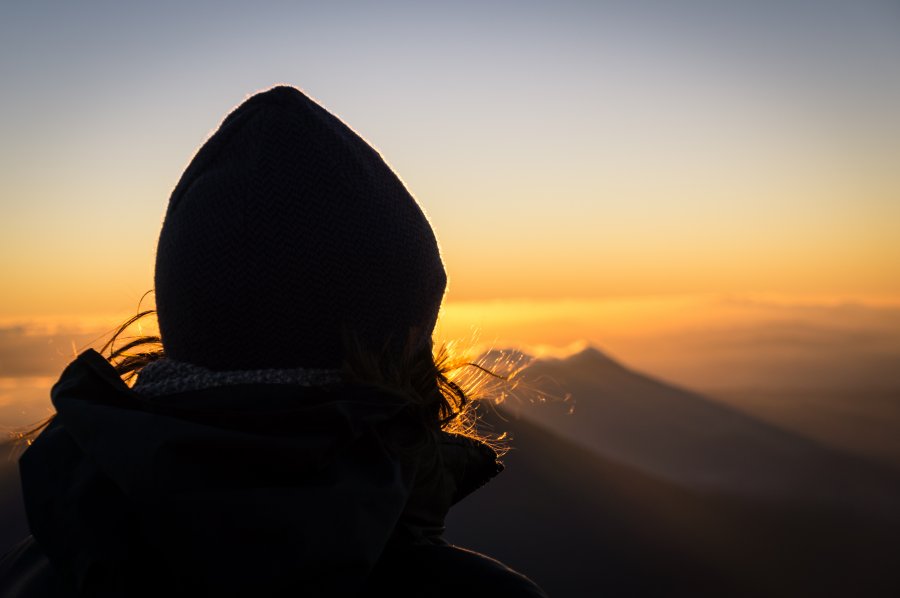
[1,1,899,390]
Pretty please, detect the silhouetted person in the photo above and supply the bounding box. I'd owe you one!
[0,86,547,597]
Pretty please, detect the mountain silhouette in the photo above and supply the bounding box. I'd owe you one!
[0,442,27,555]
[3,348,899,596]
[447,408,900,597]
[503,345,900,512]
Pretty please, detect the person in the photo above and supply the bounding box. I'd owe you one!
[0,86,547,597]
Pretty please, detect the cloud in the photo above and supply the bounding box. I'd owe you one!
[3,296,900,390]
[0,324,106,377]
[441,296,900,390]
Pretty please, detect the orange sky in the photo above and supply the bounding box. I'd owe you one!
[1,2,899,390]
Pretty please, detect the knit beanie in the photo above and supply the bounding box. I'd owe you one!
[154,86,447,370]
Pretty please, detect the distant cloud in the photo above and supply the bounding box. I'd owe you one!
[441,296,900,390]
[4,296,900,390]
[0,324,105,377]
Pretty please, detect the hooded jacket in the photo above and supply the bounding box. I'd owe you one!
[0,350,547,597]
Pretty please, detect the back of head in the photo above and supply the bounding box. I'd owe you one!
[155,86,447,370]
[7,86,547,598]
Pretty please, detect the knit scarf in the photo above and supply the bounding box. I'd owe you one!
[132,358,342,397]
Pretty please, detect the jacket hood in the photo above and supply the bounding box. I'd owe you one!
[20,350,502,596]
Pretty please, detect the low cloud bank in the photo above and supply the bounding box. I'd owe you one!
[440,295,900,390]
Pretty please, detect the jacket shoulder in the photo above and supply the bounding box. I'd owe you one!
[365,544,548,597]
[0,536,72,598]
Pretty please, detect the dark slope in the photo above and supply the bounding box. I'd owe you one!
[708,387,900,469]
[3,425,899,596]
[446,410,900,598]
[509,347,900,512]
[0,442,27,556]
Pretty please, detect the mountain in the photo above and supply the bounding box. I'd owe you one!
[0,442,28,555]
[3,347,899,595]
[707,387,900,470]
[447,409,900,597]
[3,414,899,596]
[500,346,900,512]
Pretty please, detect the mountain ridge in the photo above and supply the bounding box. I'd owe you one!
[493,343,900,513]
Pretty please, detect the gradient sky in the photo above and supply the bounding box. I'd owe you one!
[1,0,899,320]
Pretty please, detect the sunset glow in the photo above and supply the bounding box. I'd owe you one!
[2,5,900,594]
[2,1,899,391]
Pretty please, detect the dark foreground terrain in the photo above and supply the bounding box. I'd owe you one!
[0,443,27,556]
[447,408,900,597]
[2,414,898,597]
